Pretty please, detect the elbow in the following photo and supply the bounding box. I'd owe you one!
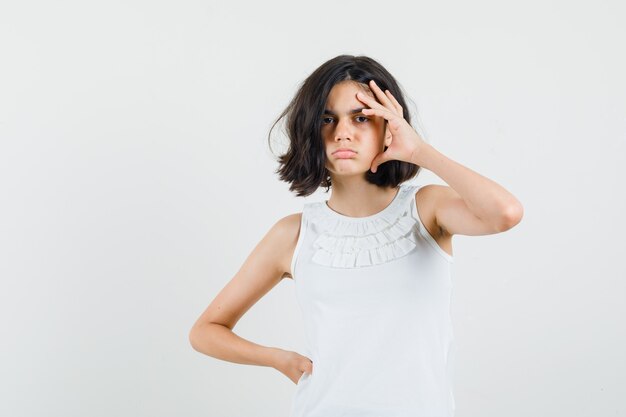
[188,323,206,352]
[188,326,199,351]
[189,322,223,353]
[497,202,524,232]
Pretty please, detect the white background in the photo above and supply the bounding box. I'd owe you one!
[1,0,624,416]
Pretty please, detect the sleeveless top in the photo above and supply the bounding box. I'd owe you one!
[288,181,456,417]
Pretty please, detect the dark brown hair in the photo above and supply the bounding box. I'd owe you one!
[268,54,422,197]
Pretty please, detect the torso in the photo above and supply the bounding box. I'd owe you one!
[282,188,453,280]
[284,182,457,416]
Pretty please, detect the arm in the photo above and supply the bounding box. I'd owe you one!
[412,144,524,236]
[355,79,522,236]
[188,213,310,380]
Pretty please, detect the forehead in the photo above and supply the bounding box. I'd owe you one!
[324,81,375,109]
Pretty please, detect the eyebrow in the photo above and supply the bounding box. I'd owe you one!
[322,107,367,116]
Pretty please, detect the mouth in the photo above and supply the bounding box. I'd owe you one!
[332,149,357,159]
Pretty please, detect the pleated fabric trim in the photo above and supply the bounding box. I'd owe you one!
[306,184,420,268]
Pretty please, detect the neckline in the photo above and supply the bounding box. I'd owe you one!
[322,184,404,222]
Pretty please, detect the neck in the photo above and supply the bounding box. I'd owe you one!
[326,176,399,218]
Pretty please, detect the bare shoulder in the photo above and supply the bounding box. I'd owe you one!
[253,212,303,280]
[414,185,454,257]
[414,185,444,237]
[273,212,302,280]
[274,212,302,235]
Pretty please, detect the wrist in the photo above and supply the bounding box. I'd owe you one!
[266,347,286,370]
[410,142,437,168]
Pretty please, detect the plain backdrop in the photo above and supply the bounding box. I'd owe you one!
[1,0,624,416]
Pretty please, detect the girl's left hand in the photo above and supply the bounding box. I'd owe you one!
[357,80,429,173]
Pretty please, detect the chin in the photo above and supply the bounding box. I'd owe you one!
[329,167,370,177]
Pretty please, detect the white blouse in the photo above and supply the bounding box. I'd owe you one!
[289,181,456,417]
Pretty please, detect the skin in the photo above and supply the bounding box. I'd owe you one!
[189,79,525,386]
[321,80,400,219]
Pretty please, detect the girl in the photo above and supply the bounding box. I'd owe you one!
[189,54,523,416]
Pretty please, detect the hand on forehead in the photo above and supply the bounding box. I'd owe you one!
[357,84,380,103]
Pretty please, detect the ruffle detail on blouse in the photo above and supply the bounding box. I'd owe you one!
[306,184,420,268]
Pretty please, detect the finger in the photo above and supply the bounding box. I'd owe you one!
[361,106,397,123]
[303,358,313,374]
[370,151,390,173]
[355,90,387,112]
[368,80,397,114]
[384,90,403,117]
[356,83,393,113]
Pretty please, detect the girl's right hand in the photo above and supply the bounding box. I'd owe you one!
[273,349,314,384]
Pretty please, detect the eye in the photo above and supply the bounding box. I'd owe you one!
[321,116,369,125]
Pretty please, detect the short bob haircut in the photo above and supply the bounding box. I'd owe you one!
[268,54,422,197]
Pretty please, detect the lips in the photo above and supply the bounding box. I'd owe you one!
[333,148,356,154]
[333,149,357,159]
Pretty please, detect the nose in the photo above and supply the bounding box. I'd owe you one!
[333,117,353,142]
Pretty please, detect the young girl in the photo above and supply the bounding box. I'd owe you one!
[189,54,523,416]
